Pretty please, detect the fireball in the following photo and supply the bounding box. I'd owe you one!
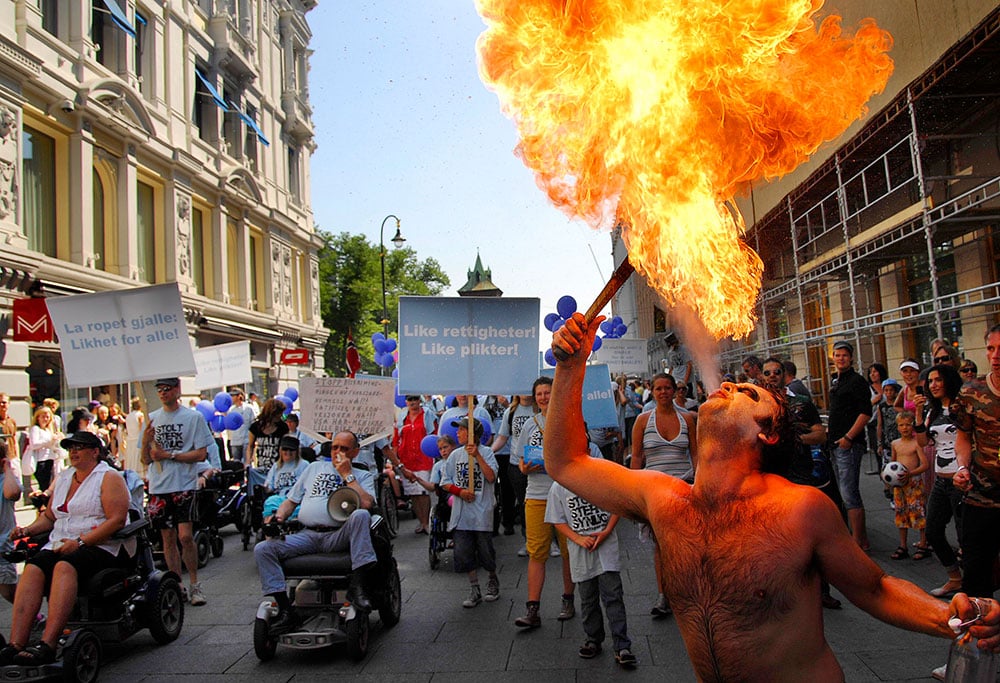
[476,0,893,338]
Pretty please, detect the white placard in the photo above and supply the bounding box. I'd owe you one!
[192,341,252,390]
[589,338,649,375]
[45,283,196,388]
[298,376,397,436]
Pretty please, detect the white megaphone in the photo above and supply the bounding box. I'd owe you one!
[327,486,362,523]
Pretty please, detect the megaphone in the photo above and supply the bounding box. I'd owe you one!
[327,486,362,523]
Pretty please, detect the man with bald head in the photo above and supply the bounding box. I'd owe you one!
[254,431,378,633]
[545,313,1000,682]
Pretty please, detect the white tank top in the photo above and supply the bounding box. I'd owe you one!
[47,462,135,557]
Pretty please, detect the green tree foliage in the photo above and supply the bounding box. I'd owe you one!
[318,231,450,376]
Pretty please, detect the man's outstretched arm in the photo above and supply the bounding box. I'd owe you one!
[548,313,652,521]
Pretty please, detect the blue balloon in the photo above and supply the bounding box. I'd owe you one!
[592,336,603,352]
[213,391,232,413]
[394,390,406,408]
[374,339,388,354]
[196,400,215,422]
[224,411,244,431]
[421,435,440,458]
[275,395,293,414]
[445,395,456,408]
[439,419,459,444]
[611,316,623,327]
[543,313,560,332]
[556,295,577,319]
[384,338,397,352]
[283,387,299,403]
[552,318,565,332]
[391,367,399,378]
[544,349,557,366]
[380,353,395,368]
[615,324,627,337]
[479,419,493,445]
[210,413,226,433]
[600,320,613,334]
[371,332,385,343]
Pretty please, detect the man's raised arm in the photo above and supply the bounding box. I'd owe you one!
[547,313,649,521]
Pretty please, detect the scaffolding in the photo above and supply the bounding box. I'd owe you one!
[719,7,1000,407]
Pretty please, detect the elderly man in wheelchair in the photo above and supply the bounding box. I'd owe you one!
[253,431,379,635]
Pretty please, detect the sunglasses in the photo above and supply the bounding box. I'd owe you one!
[961,367,976,374]
[933,356,950,364]
[761,370,782,377]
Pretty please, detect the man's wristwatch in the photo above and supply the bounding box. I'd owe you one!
[170,453,177,460]
[76,536,86,547]
[344,474,356,484]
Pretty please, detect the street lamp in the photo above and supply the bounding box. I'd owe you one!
[380,214,406,342]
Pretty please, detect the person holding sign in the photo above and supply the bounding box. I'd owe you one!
[440,418,499,607]
[547,314,1000,682]
[513,376,575,629]
[394,396,438,534]
[142,378,213,607]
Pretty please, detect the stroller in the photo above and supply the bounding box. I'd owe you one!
[427,487,453,570]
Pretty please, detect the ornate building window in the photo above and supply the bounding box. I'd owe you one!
[22,126,56,257]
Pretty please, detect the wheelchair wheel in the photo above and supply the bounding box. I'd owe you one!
[428,533,440,570]
[380,479,399,538]
[145,575,185,644]
[62,629,101,683]
[379,559,402,628]
[241,500,253,551]
[344,613,369,661]
[211,533,224,558]
[253,617,277,661]
[196,532,211,568]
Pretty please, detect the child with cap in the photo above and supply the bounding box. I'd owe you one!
[439,418,499,607]
[876,379,902,467]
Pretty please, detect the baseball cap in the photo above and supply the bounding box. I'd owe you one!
[279,435,300,451]
[832,341,854,355]
[451,417,484,437]
[60,431,104,450]
[154,378,180,388]
[881,378,901,389]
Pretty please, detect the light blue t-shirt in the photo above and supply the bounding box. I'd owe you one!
[429,459,446,486]
[545,481,621,582]
[441,445,497,532]
[265,459,309,498]
[146,406,214,494]
[287,458,376,528]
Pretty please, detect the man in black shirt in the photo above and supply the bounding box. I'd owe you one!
[827,341,873,550]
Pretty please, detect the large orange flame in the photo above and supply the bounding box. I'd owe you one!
[476,0,892,338]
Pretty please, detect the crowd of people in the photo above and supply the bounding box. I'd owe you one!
[1,328,999,675]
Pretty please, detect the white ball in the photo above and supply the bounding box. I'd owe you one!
[881,461,908,487]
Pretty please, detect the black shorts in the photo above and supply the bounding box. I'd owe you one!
[28,546,133,594]
[147,490,197,530]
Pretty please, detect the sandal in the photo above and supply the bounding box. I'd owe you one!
[578,640,602,659]
[913,545,933,560]
[0,644,22,665]
[13,641,56,665]
[890,546,909,560]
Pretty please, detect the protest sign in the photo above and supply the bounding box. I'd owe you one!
[298,376,397,436]
[397,297,539,395]
[541,363,618,429]
[45,283,195,388]
[192,341,252,390]
[589,338,649,376]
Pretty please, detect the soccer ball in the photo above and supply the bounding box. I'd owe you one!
[881,461,908,487]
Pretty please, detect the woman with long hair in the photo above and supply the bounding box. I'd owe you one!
[630,372,698,616]
[913,364,967,596]
[247,398,289,471]
[25,407,62,493]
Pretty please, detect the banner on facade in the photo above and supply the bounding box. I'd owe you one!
[298,376,397,436]
[45,283,196,388]
[192,341,252,390]
[12,298,53,342]
[541,363,619,429]
[397,296,540,395]
[589,338,649,376]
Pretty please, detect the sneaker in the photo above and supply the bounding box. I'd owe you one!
[484,576,500,602]
[578,640,602,658]
[189,582,207,606]
[931,664,946,681]
[517,545,528,558]
[550,541,561,557]
[615,648,638,667]
[462,585,482,608]
[650,594,672,617]
[558,596,575,620]
[514,602,541,628]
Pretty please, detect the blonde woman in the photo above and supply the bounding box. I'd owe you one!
[123,398,145,475]
[25,407,62,493]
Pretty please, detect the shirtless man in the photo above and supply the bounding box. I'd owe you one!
[547,313,1000,682]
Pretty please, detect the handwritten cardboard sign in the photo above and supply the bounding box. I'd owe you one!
[298,376,397,436]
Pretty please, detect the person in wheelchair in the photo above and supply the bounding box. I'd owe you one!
[254,431,378,634]
[260,436,308,519]
[2,431,134,665]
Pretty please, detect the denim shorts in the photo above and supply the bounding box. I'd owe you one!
[831,443,865,510]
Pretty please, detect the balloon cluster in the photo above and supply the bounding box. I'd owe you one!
[196,386,300,432]
[542,295,615,366]
[274,386,299,416]
[600,316,628,339]
[371,332,398,369]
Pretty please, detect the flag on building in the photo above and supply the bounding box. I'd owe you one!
[346,330,361,378]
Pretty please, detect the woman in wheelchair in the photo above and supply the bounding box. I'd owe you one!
[2,431,134,665]
[261,436,309,519]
